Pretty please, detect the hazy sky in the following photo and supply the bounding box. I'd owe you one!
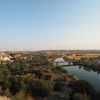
[0,0,100,51]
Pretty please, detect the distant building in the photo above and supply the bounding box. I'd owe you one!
[94,59,100,63]
[0,52,10,61]
[95,60,100,64]
[2,57,10,61]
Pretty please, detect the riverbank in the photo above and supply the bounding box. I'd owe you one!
[64,65,100,91]
[67,73,78,81]
[76,63,100,71]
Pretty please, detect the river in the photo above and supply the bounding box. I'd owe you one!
[54,58,100,91]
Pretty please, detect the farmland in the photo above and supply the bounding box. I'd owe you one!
[67,53,100,60]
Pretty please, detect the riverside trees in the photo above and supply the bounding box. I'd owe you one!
[74,79,97,100]
[77,59,100,73]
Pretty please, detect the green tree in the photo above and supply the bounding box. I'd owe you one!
[53,82,63,91]
[62,69,68,73]
[0,71,4,80]
[45,69,51,73]
[1,80,11,90]
[44,74,52,80]
[75,79,97,100]
[37,68,44,79]
[27,79,50,97]
[2,70,11,76]
[73,93,86,100]
[60,95,69,100]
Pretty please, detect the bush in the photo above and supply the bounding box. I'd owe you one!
[44,74,52,80]
[73,93,86,100]
[3,88,11,97]
[60,95,70,100]
[36,86,50,97]
[56,66,63,71]
[27,79,50,97]
[12,91,33,100]
[62,69,68,73]
[75,79,97,100]
[45,69,51,73]
[53,82,63,91]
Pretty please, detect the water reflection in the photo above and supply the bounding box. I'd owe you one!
[54,58,100,91]
[82,66,91,72]
[97,71,100,75]
[79,65,82,69]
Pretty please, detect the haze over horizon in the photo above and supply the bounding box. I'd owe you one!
[0,0,100,51]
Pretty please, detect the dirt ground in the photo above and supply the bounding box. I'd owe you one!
[0,96,11,100]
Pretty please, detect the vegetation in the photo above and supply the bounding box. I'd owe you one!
[74,79,97,100]
[0,54,68,99]
[0,52,100,100]
[76,58,100,72]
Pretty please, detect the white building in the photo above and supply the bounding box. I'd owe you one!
[0,52,10,61]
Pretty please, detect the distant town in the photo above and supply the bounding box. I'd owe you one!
[1,50,100,62]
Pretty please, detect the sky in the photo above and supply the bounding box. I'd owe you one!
[0,0,100,51]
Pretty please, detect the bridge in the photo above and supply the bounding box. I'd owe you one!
[54,60,78,66]
[54,60,78,63]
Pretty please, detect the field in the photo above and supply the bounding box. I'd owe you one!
[68,53,100,60]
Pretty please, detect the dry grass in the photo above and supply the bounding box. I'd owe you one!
[68,53,100,60]
[0,96,11,100]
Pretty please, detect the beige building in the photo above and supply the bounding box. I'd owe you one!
[0,52,10,61]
